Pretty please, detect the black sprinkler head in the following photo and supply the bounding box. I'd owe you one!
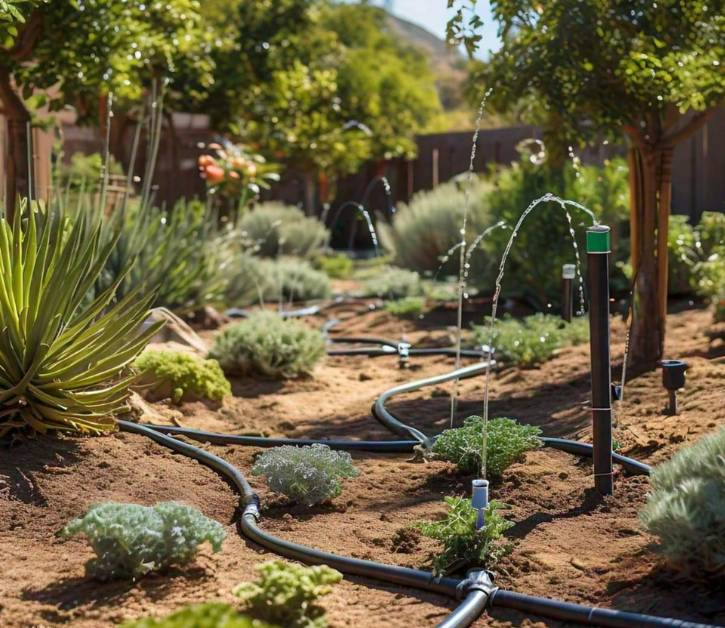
[660,359,688,391]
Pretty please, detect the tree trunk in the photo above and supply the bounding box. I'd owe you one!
[0,65,31,220]
[629,147,669,369]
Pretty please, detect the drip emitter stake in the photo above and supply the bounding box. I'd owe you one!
[472,479,489,530]
[586,225,614,496]
[561,264,576,322]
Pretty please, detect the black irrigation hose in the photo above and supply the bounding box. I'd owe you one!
[116,420,710,628]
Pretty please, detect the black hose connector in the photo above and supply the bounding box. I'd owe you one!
[438,571,497,628]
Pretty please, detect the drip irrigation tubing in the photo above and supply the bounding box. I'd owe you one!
[118,331,701,626]
[118,416,706,627]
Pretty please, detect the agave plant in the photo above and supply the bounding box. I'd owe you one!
[0,205,163,437]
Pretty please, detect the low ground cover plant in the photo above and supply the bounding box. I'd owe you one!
[252,444,359,506]
[385,296,426,317]
[241,203,329,259]
[134,349,231,404]
[315,253,353,279]
[432,416,542,477]
[235,560,342,627]
[416,497,513,575]
[123,603,272,628]
[211,312,325,379]
[59,502,226,580]
[0,205,162,438]
[472,313,589,368]
[261,258,332,303]
[640,427,725,579]
[359,266,422,299]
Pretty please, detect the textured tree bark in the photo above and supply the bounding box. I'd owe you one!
[0,65,31,220]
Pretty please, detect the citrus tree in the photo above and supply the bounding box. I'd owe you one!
[447,0,724,367]
[0,0,213,215]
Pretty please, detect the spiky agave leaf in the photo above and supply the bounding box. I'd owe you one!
[0,204,164,437]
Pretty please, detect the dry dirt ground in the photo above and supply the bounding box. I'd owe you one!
[1,303,723,627]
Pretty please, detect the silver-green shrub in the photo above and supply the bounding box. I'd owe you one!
[241,203,329,259]
[259,257,332,303]
[640,427,725,579]
[235,560,342,627]
[59,502,226,580]
[378,178,493,280]
[252,444,359,506]
[122,603,269,628]
[432,416,542,477]
[210,312,326,379]
[359,266,422,299]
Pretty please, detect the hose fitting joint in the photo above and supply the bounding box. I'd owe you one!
[455,569,497,603]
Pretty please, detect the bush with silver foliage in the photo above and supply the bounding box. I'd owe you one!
[252,444,359,506]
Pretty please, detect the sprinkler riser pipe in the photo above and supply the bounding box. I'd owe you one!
[472,479,489,530]
[562,277,573,322]
[586,225,614,496]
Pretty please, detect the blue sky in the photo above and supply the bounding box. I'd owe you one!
[369,0,501,57]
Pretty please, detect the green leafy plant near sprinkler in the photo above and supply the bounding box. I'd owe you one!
[472,313,589,368]
[432,416,542,477]
[640,427,725,579]
[252,444,359,506]
[122,603,272,628]
[59,502,226,581]
[134,349,231,404]
[416,497,513,576]
[384,296,426,318]
[359,266,422,299]
[211,312,326,379]
[315,253,353,279]
[0,205,162,438]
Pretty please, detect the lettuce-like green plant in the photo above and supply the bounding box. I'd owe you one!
[0,206,162,438]
[122,603,271,628]
[134,349,231,404]
[210,312,325,379]
[432,416,542,477]
[252,444,359,506]
[385,296,426,317]
[416,497,513,575]
[234,560,342,628]
[640,427,725,579]
[59,501,226,581]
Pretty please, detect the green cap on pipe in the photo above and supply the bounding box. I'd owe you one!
[586,225,610,254]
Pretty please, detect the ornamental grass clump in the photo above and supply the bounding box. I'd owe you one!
[134,349,231,404]
[252,444,359,506]
[59,501,226,581]
[416,497,513,575]
[211,312,325,379]
[432,416,542,477]
[640,427,725,579]
[0,206,162,438]
[235,560,342,628]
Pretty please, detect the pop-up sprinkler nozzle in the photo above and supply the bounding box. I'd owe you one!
[660,359,688,415]
[472,479,489,531]
[397,342,411,369]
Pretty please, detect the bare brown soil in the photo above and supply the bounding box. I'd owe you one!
[1,304,723,627]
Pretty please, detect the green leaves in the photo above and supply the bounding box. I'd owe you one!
[416,496,513,575]
[60,501,226,581]
[235,560,342,628]
[0,203,162,437]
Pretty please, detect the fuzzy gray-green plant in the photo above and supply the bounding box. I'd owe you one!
[251,444,359,506]
[59,502,226,581]
[241,203,329,259]
[134,349,231,404]
[640,427,725,579]
[315,253,353,279]
[210,312,326,379]
[378,178,494,280]
[385,296,426,317]
[416,497,513,575]
[432,416,542,477]
[472,313,589,368]
[234,560,342,628]
[359,266,422,299]
[260,258,332,303]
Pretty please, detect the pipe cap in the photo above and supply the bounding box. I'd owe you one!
[586,225,610,254]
